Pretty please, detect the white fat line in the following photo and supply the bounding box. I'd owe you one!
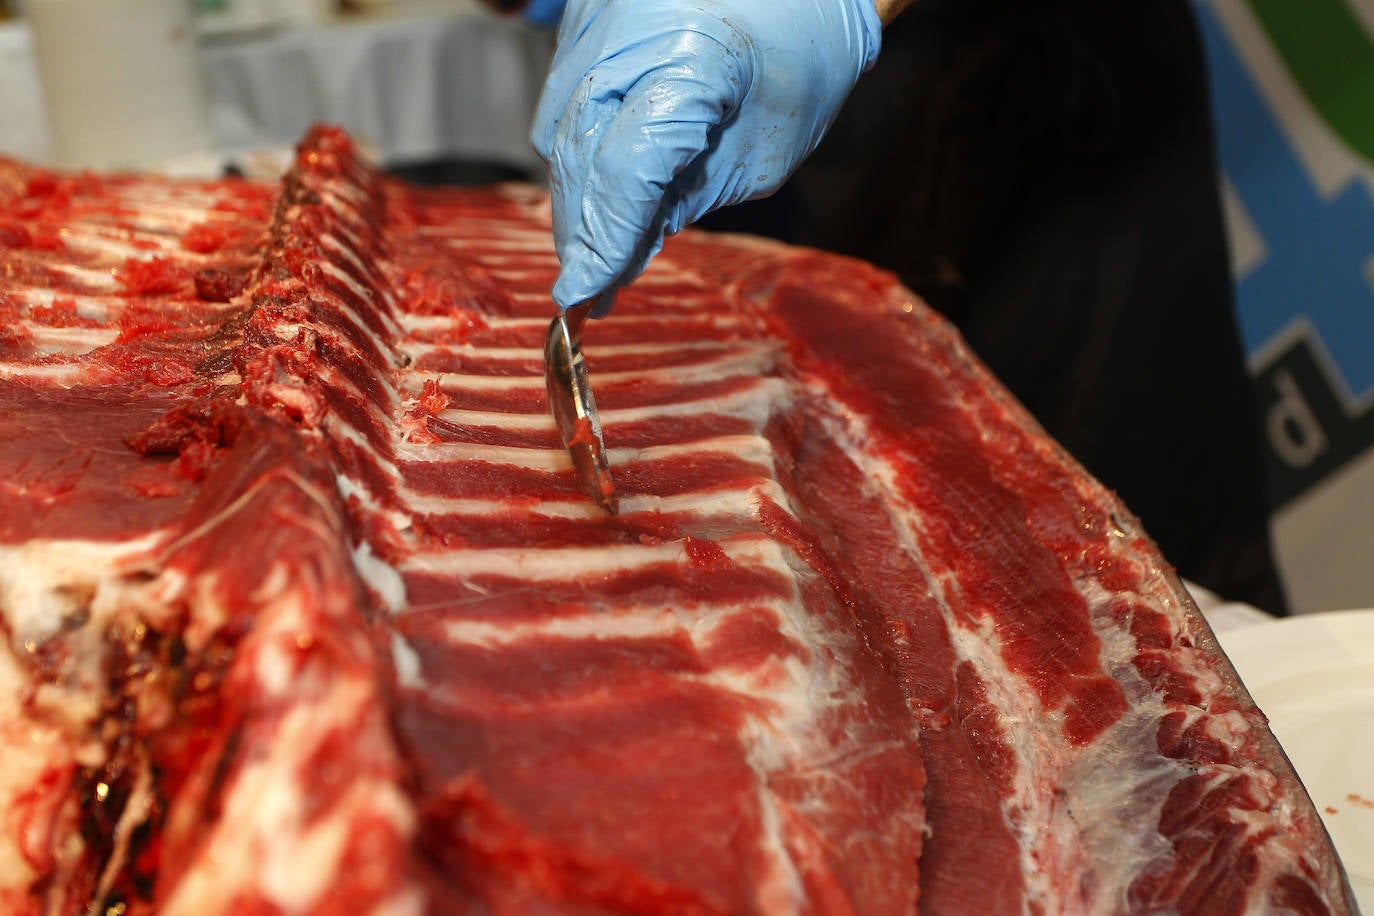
[314,212,395,314]
[393,438,562,471]
[434,596,796,649]
[600,294,726,312]
[314,182,370,220]
[7,287,239,324]
[394,432,776,472]
[415,223,550,243]
[5,287,115,320]
[22,325,119,356]
[336,470,408,532]
[353,538,407,613]
[394,313,517,335]
[414,377,786,434]
[3,256,120,294]
[103,195,229,220]
[0,360,97,384]
[63,228,254,265]
[75,217,203,240]
[319,231,377,288]
[449,250,559,268]
[318,210,369,256]
[597,377,785,427]
[396,337,764,366]
[445,248,554,265]
[398,477,789,523]
[629,263,701,284]
[319,235,402,325]
[400,533,790,582]
[480,267,557,285]
[479,264,710,289]
[606,432,779,469]
[425,405,558,430]
[106,190,219,212]
[494,294,729,314]
[389,367,608,394]
[50,228,187,260]
[88,201,224,233]
[395,340,540,365]
[492,293,739,313]
[336,466,409,613]
[389,631,425,688]
[395,312,752,335]
[315,259,403,343]
[507,290,557,304]
[322,410,404,483]
[401,350,777,395]
[109,183,222,209]
[421,232,545,247]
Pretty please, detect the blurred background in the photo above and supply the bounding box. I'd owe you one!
[0,0,1371,614]
[0,0,554,180]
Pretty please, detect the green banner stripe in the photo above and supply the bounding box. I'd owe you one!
[1245,0,1374,164]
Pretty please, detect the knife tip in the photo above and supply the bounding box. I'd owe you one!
[595,471,619,516]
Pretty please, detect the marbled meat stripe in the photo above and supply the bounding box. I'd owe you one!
[759,252,1354,913]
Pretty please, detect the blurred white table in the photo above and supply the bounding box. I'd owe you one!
[0,2,555,175]
[1213,608,1374,911]
[1186,580,1277,633]
[0,19,48,162]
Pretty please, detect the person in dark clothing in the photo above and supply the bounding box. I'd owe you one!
[699,2,1287,612]
[530,0,1289,612]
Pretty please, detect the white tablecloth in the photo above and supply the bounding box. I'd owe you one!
[0,4,555,174]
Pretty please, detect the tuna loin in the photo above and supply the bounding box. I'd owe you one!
[0,126,1355,914]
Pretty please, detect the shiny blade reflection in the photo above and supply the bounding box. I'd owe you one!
[543,301,617,514]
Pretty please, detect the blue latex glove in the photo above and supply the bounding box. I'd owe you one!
[532,0,882,313]
[522,0,567,28]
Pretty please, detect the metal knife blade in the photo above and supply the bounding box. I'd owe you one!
[543,301,618,514]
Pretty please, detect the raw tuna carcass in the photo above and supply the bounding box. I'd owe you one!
[0,126,1355,914]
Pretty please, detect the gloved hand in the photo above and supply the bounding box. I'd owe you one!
[532,0,882,313]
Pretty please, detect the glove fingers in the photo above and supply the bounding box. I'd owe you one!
[550,36,745,308]
[544,72,625,308]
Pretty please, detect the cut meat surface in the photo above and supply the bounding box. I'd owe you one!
[0,126,1356,914]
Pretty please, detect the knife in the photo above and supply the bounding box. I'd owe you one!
[543,301,618,514]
